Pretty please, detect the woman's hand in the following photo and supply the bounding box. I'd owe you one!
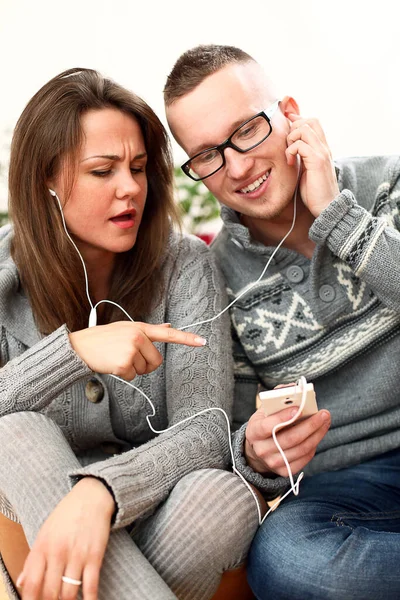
[69,321,207,380]
[17,477,115,600]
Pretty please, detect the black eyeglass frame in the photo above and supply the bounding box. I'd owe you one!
[181,100,280,182]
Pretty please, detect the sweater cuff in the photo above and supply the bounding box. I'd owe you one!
[3,325,92,413]
[68,464,123,530]
[309,189,358,248]
[68,449,170,529]
[232,424,289,500]
[69,466,127,529]
[21,324,91,386]
[33,325,92,387]
[309,190,384,272]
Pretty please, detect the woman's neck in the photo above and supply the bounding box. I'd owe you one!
[81,251,116,305]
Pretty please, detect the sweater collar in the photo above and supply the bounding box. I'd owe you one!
[219,205,289,257]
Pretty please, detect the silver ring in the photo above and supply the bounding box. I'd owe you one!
[62,575,82,586]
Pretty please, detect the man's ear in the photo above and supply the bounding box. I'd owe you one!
[279,96,300,118]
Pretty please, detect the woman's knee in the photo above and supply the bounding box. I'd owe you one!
[0,411,68,470]
[0,411,80,543]
[131,470,260,598]
[0,411,56,438]
[171,469,259,568]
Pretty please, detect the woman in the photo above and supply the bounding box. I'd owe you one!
[0,68,259,600]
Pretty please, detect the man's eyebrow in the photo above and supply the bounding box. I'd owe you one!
[80,152,147,163]
[189,116,254,157]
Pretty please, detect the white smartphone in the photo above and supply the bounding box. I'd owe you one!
[259,383,318,420]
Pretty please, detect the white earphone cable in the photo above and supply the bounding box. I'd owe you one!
[52,192,94,311]
[50,156,305,525]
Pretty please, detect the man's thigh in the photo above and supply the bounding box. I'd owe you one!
[247,449,400,600]
[284,447,400,523]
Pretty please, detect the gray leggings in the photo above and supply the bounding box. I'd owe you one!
[0,412,259,599]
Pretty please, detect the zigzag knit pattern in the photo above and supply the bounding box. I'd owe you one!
[215,155,400,492]
[216,157,400,388]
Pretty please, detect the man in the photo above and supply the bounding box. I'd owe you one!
[164,45,400,599]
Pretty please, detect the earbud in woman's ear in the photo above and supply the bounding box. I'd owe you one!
[48,188,57,197]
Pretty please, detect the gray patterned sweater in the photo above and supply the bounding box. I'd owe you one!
[214,155,400,499]
[0,228,234,528]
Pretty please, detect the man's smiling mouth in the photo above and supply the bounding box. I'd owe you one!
[239,170,270,194]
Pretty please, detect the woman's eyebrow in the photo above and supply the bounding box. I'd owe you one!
[80,152,147,163]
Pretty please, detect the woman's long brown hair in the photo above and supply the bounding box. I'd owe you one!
[8,68,180,334]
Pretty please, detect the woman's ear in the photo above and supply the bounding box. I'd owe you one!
[46,179,56,196]
[280,96,300,118]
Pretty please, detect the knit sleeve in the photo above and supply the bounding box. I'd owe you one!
[69,236,235,529]
[309,156,400,312]
[0,325,92,416]
[231,424,289,500]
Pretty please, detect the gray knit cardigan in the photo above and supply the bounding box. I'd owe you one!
[0,227,234,528]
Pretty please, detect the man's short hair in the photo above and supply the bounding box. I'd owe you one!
[164,44,254,106]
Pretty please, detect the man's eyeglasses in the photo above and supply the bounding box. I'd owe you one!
[181,100,280,181]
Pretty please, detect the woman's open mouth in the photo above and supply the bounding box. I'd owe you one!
[110,210,136,229]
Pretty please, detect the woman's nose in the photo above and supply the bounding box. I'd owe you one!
[115,171,142,199]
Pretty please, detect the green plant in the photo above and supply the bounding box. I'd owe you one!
[174,166,220,234]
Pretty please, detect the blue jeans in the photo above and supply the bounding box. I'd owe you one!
[247,448,400,600]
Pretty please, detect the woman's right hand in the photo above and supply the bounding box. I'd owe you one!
[69,321,206,380]
[17,477,114,600]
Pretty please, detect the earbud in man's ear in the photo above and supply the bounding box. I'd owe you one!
[48,188,57,197]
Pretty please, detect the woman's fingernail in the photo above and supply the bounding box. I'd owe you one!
[290,408,299,418]
[194,336,207,346]
[16,573,24,588]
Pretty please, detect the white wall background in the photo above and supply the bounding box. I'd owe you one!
[0,0,399,209]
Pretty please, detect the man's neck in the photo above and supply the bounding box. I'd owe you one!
[241,201,316,259]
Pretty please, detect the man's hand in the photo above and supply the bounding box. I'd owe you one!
[285,113,340,217]
[17,477,115,600]
[245,404,331,477]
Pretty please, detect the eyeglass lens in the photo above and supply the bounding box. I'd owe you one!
[188,114,272,179]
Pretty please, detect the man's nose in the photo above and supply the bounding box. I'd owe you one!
[223,147,253,180]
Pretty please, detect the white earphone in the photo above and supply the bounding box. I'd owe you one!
[50,165,306,525]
